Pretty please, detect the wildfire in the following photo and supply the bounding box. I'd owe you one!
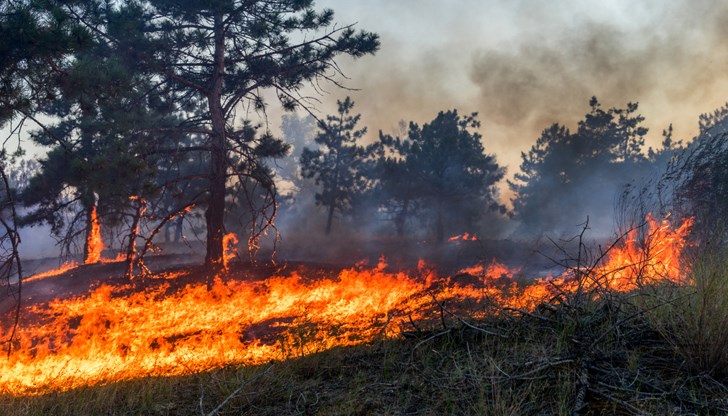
[0,215,693,396]
[24,262,78,284]
[84,205,104,264]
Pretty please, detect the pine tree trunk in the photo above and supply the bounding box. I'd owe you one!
[205,11,227,268]
[325,139,342,235]
[325,204,335,235]
[125,199,146,278]
[205,129,226,267]
[82,204,92,262]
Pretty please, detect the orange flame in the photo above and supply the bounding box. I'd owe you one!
[84,205,104,264]
[448,232,478,242]
[222,233,239,269]
[24,262,78,283]
[0,214,693,395]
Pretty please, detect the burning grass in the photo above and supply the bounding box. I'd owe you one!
[3,214,728,414]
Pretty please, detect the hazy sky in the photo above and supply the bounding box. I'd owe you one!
[304,0,728,191]
[8,1,728,200]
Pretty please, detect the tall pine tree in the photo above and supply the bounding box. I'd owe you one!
[95,0,380,267]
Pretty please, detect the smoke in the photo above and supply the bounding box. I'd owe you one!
[469,3,728,139]
[317,0,728,175]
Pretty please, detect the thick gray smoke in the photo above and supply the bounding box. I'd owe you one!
[261,0,728,266]
[318,0,728,173]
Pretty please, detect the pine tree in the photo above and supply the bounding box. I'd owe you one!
[92,0,380,267]
[509,98,650,232]
[300,97,372,234]
[378,110,505,242]
[19,36,181,261]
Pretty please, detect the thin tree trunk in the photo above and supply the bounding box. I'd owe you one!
[325,129,343,235]
[82,205,92,262]
[174,216,183,242]
[325,204,335,235]
[205,11,227,269]
[125,198,146,278]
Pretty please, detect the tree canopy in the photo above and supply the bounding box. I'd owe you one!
[378,110,505,242]
[300,97,374,234]
[100,0,379,266]
[509,97,650,234]
[4,0,379,267]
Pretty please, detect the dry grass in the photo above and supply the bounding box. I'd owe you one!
[4,289,728,416]
[642,242,728,377]
[5,239,728,414]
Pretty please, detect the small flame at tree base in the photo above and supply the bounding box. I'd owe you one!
[222,232,239,269]
[84,205,104,265]
[0,215,693,396]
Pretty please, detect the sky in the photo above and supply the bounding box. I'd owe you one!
[300,0,728,198]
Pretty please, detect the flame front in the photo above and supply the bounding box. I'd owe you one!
[1,215,693,395]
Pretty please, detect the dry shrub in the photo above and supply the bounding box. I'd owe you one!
[645,241,728,377]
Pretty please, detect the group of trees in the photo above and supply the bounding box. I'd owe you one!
[508,97,680,234]
[294,96,728,242]
[297,98,505,242]
[668,105,728,237]
[0,0,379,269]
[3,1,728,270]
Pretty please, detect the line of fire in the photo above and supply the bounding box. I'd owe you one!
[2,1,728,414]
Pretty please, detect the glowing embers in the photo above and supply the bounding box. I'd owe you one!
[222,233,239,269]
[448,232,478,242]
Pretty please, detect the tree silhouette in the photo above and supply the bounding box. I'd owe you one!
[301,97,373,234]
[378,110,505,242]
[510,97,649,233]
[97,0,379,267]
[673,104,728,237]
